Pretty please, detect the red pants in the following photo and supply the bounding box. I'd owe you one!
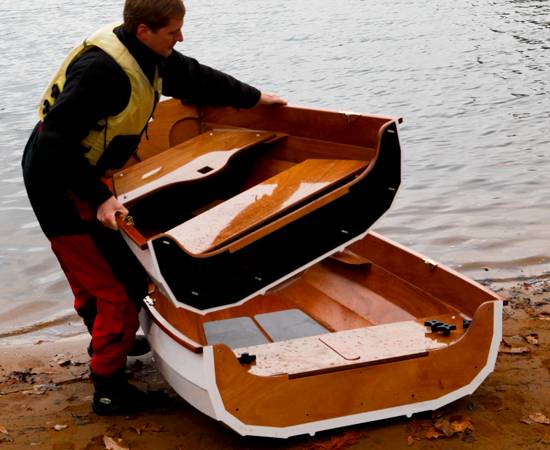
[51,234,141,376]
[23,126,147,376]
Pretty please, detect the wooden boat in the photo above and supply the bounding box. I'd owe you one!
[113,99,401,312]
[111,100,502,438]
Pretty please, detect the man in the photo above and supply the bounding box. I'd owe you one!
[21,0,286,415]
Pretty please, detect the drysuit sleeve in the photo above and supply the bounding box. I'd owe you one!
[161,51,261,109]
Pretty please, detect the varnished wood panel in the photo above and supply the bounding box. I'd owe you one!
[302,262,418,324]
[241,157,296,189]
[137,101,200,160]
[113,129,274,200]
[201,104,395,149]
[203,124,376,163]
[348,232,502,317]
[165,159,367,255]
[221,183,352,254]
[212,301,495,427]
[148,280,371,348]
[233,321,445,377]
[313,260,462,320]
[269,135,376,163]
[149,290,206,346]
[202,294,297,323]
[117,215,148,249]
[279,281,373,331]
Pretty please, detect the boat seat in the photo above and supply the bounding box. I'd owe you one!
[112,128,278,204]
[234,320,447,377]
[162,158,368,255]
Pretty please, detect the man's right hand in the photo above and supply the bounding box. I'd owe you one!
[258,92,287,106]
[97,196,128,230]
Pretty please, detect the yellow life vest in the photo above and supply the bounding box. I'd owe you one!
[38,24,162,168]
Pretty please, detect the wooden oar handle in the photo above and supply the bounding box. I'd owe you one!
[116,214,148,250]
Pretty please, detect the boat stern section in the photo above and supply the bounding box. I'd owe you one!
[202,300,502,438]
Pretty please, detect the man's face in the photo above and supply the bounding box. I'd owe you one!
[139,17,184,57]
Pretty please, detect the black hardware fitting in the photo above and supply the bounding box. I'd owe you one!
[42,99,51,115]
[463,319,472,329]
[51,84,60,99]
[435,323,457,336]
[424,320,443,332]
[237,353,256,365]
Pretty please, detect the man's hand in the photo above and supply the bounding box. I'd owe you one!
[257,92,287,106]
[96,196,128,230]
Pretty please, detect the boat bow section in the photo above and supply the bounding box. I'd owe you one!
[150,119,401,311]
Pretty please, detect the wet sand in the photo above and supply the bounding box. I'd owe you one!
[0,279,549,450]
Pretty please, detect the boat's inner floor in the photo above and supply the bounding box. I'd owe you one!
[190,253,472,377]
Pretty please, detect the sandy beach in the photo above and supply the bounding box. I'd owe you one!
[0,278,548,450]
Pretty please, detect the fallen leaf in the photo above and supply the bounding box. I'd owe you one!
[503,335,526,346]
[8,369,37,383]
[521,418,533,425]
[434,418,454,437]
[130,426,142,436]
[0,425,8,434]
[407,435,415,446]
[449,416,474,433]
[425,427,444,439]
[529,412,550,425]
[53,424,68,431]
[34,383,59,394]
[131,422,164,435]
[524,333,539,345]
[301,430,367,449]
[499,342,530,354]
[103,435,129,450]
[143,423,163,433]
[433,416,474,438]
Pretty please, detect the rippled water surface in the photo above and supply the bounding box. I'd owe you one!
[0,0,549,341]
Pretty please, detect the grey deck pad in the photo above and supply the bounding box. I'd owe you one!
[203,317,268,349]
[255,309,327,342]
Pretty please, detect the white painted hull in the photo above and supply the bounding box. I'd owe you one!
[139,300,503,439]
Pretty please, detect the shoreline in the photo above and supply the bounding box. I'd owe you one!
[1,278,549,449]
[3,270,549,349]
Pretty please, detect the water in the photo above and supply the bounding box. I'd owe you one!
[1,0,549,343]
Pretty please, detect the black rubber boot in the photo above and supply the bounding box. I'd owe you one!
[91,369,150,416]
[88,335,150,358]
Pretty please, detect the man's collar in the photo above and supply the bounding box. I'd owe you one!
[115,25,166,65]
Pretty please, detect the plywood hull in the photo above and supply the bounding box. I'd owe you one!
[115,100,501,437]
[138,232,502,438]
[115,101,401,311]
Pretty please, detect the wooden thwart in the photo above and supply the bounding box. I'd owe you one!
[164,158,368,255]
[234,320,447,377]
[113,128,276,204]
